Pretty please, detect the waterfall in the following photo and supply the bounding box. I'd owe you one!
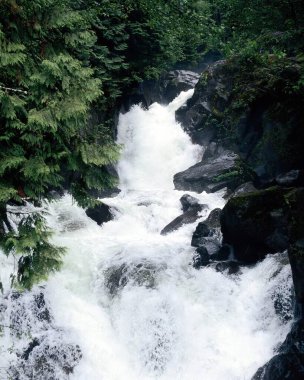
[0,91,293,380]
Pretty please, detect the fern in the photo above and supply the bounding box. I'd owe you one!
[80,142,121,166]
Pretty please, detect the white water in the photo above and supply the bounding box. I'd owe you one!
[0,90,293,380]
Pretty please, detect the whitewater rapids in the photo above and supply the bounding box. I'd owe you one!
[0,90,293,380]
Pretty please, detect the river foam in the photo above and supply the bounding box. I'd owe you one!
[0,90,293,380]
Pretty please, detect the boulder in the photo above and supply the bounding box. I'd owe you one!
[252,320,304,380]
[193,246,210,269]
[160,204,207,235]
[103,261,166,296]
[191,208,226,266]
[221,187,304,263]
[175,59,304,185]
[85,202,113,226]
[179,194,201,212]
[191,222,212,247]
[204,208,222,228]
[174,150,252,194]
[191,208,222,248]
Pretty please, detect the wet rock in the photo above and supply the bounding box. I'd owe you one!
[104,261,165,296]
[57,210,87,232]
[10,290,51,333]
[160,205,207,235]
[176,59,304,185]
[21,338,40,360]
[85,202,113,226]
[191,222,212,247]
[220,187,303,263]
[191,208,222,248]
[10,335,82,379]
[122,70,200,110]
[272,289,294,323]
[195,237,221,256]
[214,261,239,275]
[141,70,200,107]
[252,320,304,380]
[5,289,82,380]
[179,194,201,212]
[230,182,257,197]
[161,70,200,102]
[252,353,304,380]
[276,169,304,187]
[175,60,230,146]
[33,292,51,323]
[205,208,222,229]
[210,244,231,261]
[193,247,210,269]
[174,150,250,194]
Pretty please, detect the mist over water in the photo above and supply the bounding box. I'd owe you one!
[0,91,293,379]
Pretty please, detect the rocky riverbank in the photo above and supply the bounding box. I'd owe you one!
[171,58,304,379]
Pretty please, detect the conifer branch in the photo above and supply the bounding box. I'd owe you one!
[0,85,28,95]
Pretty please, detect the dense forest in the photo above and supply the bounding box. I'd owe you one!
[0,0,303,288]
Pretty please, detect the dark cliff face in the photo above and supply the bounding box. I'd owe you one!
[175,58,304,187]
[174,59,304,379]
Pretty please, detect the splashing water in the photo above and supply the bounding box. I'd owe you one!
[0,91,293,380]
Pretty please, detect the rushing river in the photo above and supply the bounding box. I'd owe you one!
[0,90,293,380]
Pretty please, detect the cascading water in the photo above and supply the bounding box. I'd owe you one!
[0,90,293,380]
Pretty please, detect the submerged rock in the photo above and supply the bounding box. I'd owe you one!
[104,261,166,296]
[160,204,207,235]
[252,320,304,380]
[193,246,210,269]
[5,290,82,380]
[9,335,82,379]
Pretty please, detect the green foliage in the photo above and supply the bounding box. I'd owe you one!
[0,0,207,288]
[0,0,303,288]
[0,211,64,289]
